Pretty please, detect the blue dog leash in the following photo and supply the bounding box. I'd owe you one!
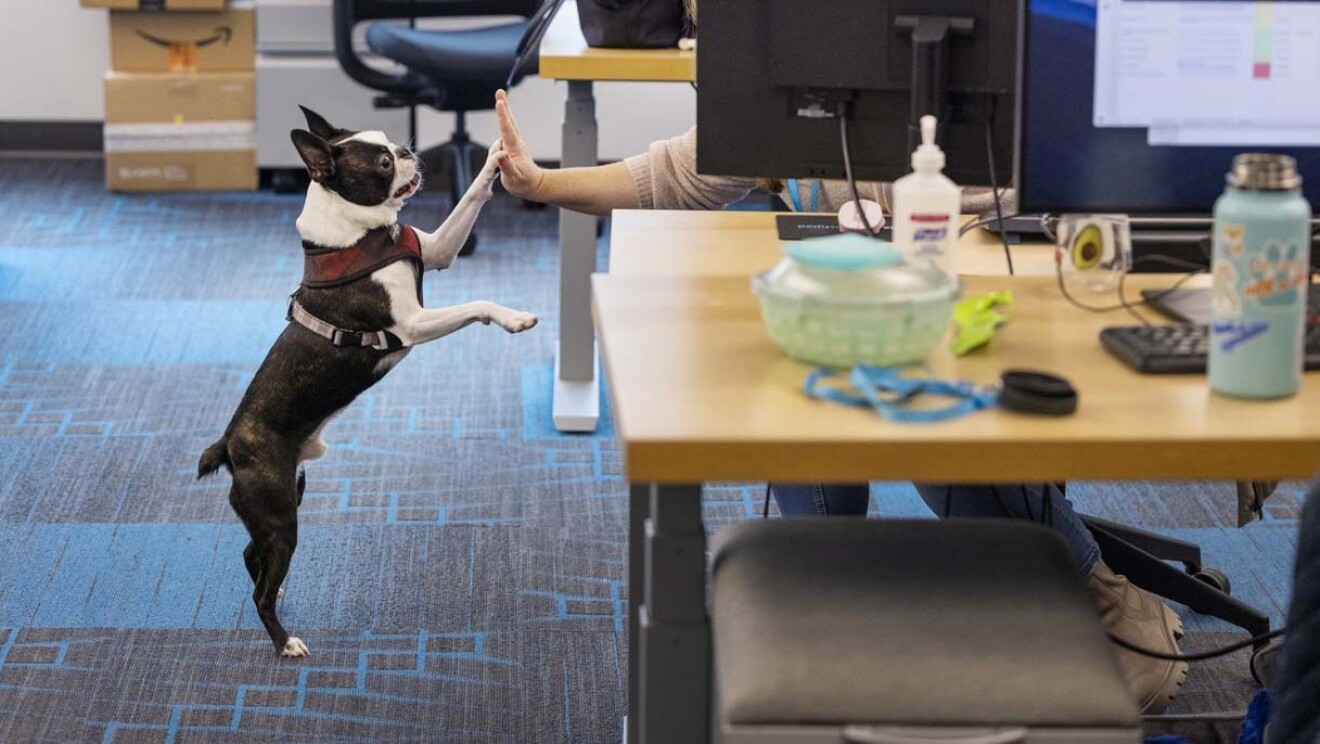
[804,366,1078,422]
[804,366,998,423]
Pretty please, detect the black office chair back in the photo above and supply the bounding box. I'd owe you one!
[333,0,543,96]
[507,0,564,88]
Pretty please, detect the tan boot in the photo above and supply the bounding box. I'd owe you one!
[1086,560,1188,714]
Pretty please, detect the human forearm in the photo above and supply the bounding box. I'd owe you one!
[532,162,640,216]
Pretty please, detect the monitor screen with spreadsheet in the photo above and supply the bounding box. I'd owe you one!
[1017,0,1320,213]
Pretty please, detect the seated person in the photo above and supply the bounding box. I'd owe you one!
[492,2,1183,708]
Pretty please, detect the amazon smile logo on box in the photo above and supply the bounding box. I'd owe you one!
[109,7,254,73]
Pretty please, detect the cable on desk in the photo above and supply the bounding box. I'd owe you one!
[958,210,1021,238]
[983,100,1014,275]
[839,112,879,238]
[1056,253,1207,325]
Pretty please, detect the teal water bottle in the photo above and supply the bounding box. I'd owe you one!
[1209,154,1313,399]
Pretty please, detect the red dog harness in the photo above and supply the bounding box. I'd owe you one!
[287,223,423,351]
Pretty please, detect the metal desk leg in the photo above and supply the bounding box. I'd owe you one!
[637,483,710,744]
[625,483,647,744]
[554,79,600,432]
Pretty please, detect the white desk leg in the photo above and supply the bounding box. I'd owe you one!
[554,79,600,433]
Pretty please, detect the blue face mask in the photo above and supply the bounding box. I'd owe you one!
[804,367,1078,422]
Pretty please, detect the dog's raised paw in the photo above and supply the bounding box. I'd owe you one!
[280,637,309,658]
[499,312,538,334]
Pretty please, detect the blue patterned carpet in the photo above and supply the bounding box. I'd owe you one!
[0,157,1306,742]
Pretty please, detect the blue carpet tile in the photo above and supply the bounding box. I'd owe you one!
[0,156,1305,742]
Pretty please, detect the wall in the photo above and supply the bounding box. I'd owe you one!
[0,2,110,122]
[0,3,694,161]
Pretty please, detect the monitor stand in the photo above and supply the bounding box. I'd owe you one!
[895,14,974,152]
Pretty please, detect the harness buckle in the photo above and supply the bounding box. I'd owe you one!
[331,329,365,347]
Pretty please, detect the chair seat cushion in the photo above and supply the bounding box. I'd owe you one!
[711,519,1139,729]
[366,21,533,84]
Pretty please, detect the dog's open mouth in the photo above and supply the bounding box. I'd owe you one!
[393,174,420,199]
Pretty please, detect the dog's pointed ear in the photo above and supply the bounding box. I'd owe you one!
[299,106,339,141]
[291,129,335,183]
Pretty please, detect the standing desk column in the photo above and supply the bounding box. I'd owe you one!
[554,80,602,432]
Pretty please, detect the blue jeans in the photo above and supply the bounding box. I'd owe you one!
[772,482,1102,576]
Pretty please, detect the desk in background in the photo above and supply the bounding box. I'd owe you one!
[538,1,695,432]
[608,209,1057,277]
[595,211,1320,744]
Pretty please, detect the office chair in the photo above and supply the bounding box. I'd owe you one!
[333,0,554,255]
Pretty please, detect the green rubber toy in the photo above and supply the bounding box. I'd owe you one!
[952,291,1013,356]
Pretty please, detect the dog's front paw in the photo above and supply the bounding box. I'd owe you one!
[280,637,309,658]
[497,311,538,334]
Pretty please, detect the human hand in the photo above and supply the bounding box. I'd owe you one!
[493,90,544,200]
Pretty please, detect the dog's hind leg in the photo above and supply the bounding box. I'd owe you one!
[242,539,261,585]
[243,539,287,601]
[230,458,305,657]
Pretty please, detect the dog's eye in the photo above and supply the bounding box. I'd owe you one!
[379,155,393,171]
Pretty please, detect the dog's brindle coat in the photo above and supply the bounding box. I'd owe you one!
[198,107,535,658]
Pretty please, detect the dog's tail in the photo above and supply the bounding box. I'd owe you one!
[197,437,231,479]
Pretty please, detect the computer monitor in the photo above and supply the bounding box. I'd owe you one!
[1017,0,1320,215]
[696,0,1019,187]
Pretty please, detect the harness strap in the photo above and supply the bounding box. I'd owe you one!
[287,297,406,351]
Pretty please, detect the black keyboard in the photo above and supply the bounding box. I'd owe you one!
[1100,324,1320,374]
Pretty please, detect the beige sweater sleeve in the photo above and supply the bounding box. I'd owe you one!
[623,126,760,210]
[624,125,1014,215]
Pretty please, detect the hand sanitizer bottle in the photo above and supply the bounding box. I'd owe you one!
[892,115,961,278]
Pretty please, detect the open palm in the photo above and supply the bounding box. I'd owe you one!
[493,90,543,200]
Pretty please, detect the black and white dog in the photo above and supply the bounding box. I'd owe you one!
[198,108,536,658]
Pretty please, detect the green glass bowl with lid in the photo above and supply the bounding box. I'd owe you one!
[751,233,959,367]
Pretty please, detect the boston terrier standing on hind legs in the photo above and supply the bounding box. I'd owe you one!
[197,107,537,658]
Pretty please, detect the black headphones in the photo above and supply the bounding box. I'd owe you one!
[997,370,1078,417]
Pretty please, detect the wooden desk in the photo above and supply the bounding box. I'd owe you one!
[538,2,696,433]
[596,272,1320,484]
[594,217,1320,744]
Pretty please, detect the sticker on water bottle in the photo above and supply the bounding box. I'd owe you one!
[1213,224,1246,319]
[1244,241,1309,307]
[1212,320,1270,353]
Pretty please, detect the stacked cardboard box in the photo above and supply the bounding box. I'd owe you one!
[85,0,257,191]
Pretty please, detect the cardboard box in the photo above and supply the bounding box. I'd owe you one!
[104,71,257,191]
[84,0,228,10]
[104,150,258,191]
[109,7,255,72]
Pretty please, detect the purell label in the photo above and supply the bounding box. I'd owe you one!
[911,214,950,254]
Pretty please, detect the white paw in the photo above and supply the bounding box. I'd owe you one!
[277,586,285,600]
[498,312,538,334]
[280,637,309,658]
